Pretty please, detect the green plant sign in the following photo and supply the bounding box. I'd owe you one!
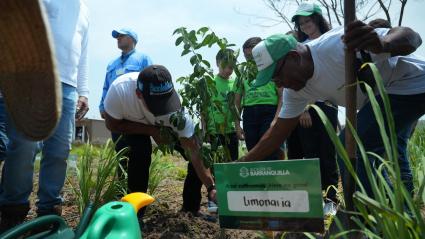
[214,159,324,233]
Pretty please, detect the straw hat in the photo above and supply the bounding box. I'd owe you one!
[0,0,62,140]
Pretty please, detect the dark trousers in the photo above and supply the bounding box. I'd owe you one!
[175,144,204,213]
[243,105,279,161]
[182,161,203,212]
[287,102,339,202]
[112,132,205,214]
[339,93,425,198]
[112,133,152,194]
[112,132,152,217]
[182,132,239,212]
[210,133,239,162]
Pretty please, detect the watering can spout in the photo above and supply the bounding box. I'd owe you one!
[121,192,155,213]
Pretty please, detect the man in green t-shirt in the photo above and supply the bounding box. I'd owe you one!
[234,37,283,161]
[204,48,239,161]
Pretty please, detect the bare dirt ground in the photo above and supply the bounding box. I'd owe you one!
[26,162,268,239]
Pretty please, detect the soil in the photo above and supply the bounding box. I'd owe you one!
[25,159,268,239]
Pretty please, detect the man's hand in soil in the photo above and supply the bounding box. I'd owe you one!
[208,189,217,204]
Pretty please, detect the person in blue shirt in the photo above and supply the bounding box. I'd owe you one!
[99,28,152,118]
[100,28,152,205]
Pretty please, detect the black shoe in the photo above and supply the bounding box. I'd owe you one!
[0,204,30,234]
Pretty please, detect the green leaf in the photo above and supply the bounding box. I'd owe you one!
[201,34,213,46]
[181,49,190,56]
[172,27,185,35]
[202,60,211,68]
[197,27,209,35]
[189,30,197,42]
[183,43,190,50]
[175,36,184,46]
[190,55,198,65]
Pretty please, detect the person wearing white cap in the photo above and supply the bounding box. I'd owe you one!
[0,0,90,232]
[240,20,424,202]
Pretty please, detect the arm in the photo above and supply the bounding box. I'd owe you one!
[99,71,111,116]
[104,112,157,136]
[344,20,422,56]
[271,86,283,127]
[234,92,244,140]
[76,23,89,120]
[381,27,422,56]
[243,116,299,162]
[77,22,89,99]
[179,136,216,201]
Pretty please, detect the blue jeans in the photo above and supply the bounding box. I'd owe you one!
[339,93,425,197]
[0,98,8,161]
[0,83,77,212]
[243,104,279,161]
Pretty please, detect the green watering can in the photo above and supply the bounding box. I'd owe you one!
[0,193,155,239]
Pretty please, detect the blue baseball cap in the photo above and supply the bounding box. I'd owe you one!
[112,28,138,44]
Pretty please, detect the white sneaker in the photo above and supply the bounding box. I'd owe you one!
[207,200,218,213]
[323,202,337,216]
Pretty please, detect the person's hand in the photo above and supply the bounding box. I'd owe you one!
[208,189,217,204]
[342,20,385,54]
[236,125,245,140]
[75,96,89,121]
[299,111,312,128]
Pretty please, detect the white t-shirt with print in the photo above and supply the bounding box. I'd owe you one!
[104,72,195,138]
[279,27,425,118]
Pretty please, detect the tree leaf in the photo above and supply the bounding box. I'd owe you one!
[197,27,209,35]
[175,36,184,46]
[190,55,198,65]
[181,49,190,56]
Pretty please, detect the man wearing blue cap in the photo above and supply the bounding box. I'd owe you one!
[99,28,152,118]
[240,20,424,200]
[99,28,152,188]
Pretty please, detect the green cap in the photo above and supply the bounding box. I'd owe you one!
[291,1,322,22]
[251,34,298,87]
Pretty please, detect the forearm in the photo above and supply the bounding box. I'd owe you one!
[383,27,422,56]
[234,93,242,129]
[244,117,298,161]
[180,138,215,188]
[106,119,157,136]
[274,101,282,121]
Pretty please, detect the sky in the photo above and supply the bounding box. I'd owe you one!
[84,0,425,120]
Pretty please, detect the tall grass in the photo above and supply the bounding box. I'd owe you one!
[147,151,177,196]
[408,125,425,206]
[68,140,127,214]
[311,63,425,238]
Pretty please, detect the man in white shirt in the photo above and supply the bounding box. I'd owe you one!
[104,65,217,219]
[0,0,89,232]
[241,20,424,198]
